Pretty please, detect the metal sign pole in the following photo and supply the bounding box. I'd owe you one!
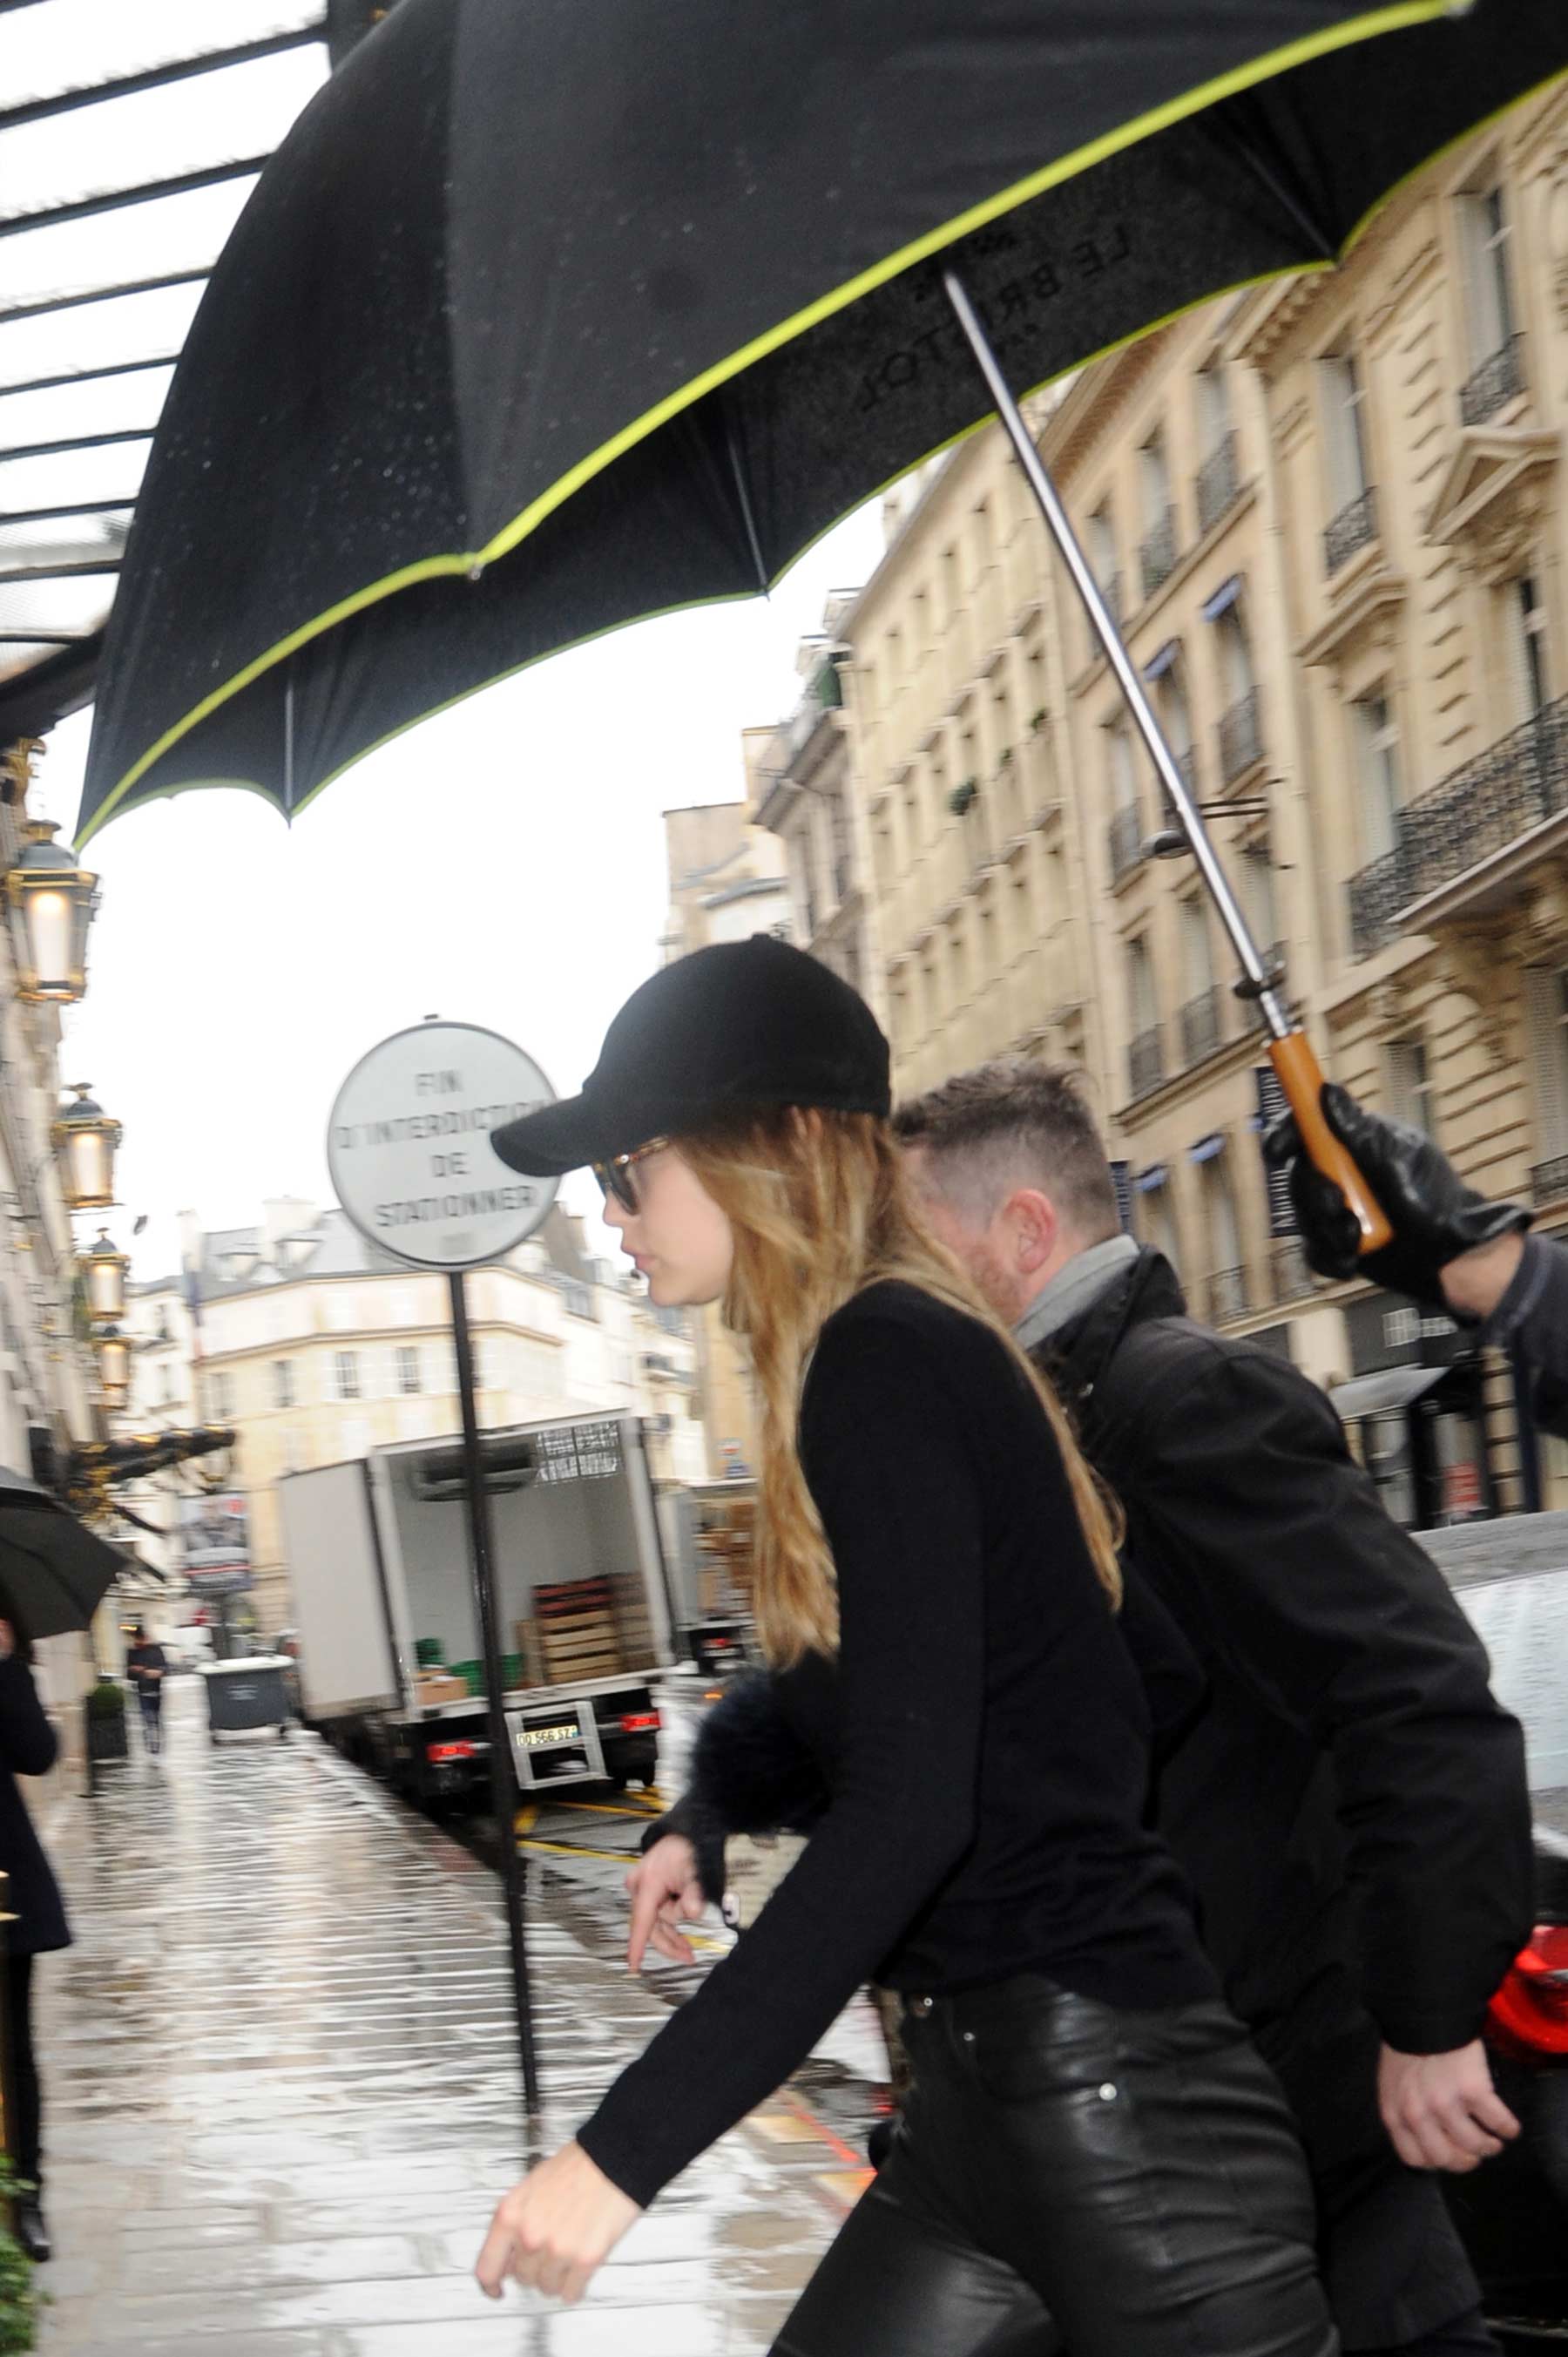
[448,1269,541,2115]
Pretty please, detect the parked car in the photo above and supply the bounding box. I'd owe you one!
[1420,1515,1568,2350]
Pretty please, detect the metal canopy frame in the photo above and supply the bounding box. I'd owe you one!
[0,1,338,747]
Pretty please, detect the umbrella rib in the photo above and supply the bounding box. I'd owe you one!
[723,411,770,595]
[1206,101,1338,261]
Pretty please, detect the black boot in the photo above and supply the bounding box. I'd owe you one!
[14,2197,49,2263]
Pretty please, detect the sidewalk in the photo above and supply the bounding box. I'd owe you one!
[30,1680,882,2355]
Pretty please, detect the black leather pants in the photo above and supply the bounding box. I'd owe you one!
[771,1977,1339,2357]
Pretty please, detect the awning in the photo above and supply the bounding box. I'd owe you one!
[0,3,339,743]
[1329,1365,1450,1419]
[1143,640,1179,682]
[1201,575,1244,622]
[1189,1132,1227,1162]
[1132,1162,1167,1192]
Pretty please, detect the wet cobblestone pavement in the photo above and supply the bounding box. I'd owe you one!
[30,1678,888,2354]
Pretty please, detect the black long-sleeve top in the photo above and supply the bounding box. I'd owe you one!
[578,1282,1213,2207]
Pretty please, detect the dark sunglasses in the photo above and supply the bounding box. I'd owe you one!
[591,1136,672,1215]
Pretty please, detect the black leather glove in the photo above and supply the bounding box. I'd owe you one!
[1263,1080,1531,1309]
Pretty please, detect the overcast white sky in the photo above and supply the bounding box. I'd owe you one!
[35,500,887,1282]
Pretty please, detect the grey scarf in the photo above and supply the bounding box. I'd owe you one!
[1012,1234,1139,1356]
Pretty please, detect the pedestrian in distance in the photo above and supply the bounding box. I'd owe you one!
[633,1058,1531,2357]
[0,1589,71,2264]
[125,1625,167,1758]
[1266,1080,1567,1438]
[477,937,1338,2357]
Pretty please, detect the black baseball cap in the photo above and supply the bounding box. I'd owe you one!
[491,935,890,1177]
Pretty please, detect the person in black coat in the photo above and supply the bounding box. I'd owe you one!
[633,1060,1533,2357]
[1265,1081,1568,1439]
[0,1592,71,2265]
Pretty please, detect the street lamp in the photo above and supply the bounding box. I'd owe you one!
[96,1327,130,1405]
[82,1230,129,1324]
[5,823,98,1005]
[1144,796,1271,860]
[52,1087,121,1211]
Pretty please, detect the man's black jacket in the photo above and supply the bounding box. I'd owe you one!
[666,1250,1531,2164]
[1488,1230,1568,1439]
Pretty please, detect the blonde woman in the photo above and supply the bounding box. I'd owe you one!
[478,937,1336,2357]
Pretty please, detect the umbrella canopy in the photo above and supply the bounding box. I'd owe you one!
[78,0,1567,840]
[0,1467,131,1640]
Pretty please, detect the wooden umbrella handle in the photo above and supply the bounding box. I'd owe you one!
[1267,1030,1393,1255]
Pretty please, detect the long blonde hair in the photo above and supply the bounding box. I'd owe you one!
[679,1109,1123,1668]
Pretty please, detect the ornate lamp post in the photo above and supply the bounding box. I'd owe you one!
[5,823,98,1004]
[52,1087,121,1212]
[82,1231,129,1324]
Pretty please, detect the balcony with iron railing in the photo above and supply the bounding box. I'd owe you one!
[1531,1153,1568,1208]
[1128,1024,1166,1100]
[1459,333,1525,429]
[1179,984,1224,1066]
[1207,1264,1251,1324]
[1323,486,1377,575]
[1107,803,1145,884]
[1218,687,1263,784]
[1139,506,1179,601]
[1347,692,1568,957]
[1196,431,1241,536]
[1270,1237,1316,1303]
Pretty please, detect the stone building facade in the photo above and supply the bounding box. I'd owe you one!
[120,1201,706,1638]
[818,79,1568,1525]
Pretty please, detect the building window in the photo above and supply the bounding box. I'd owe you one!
[1240,841,1279,964]
[1126,936,1162,1095]
[1385,1038,1436,1138]
[1086,500,1119,633]
[1127,935,1157,1028]
[333,1350,361,1402]
[273,1359,294,1411]
[1200,1155,1245,1316]
[1352,690,1402,863]
[1138,434,1177,598]
[212,1370,233,1420]
[1503,573,1550,724]
[1139,1182,1181,1276]
[1213,599,1254,707]
[395,1345,422,1397]
[280,1427,305,1476]
[1321,351,1370,510]
[1458,184,1516,371]
[1525,967,1568,1172]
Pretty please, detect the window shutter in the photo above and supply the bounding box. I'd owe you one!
[1525,967,1568,1161]
[1254,1065,1297,1237]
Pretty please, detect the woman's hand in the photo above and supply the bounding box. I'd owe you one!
[0,1622,13,1663]
[475,2140,641,2303]
[625,1832,706,1969]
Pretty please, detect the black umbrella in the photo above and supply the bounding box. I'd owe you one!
[0,1469,131,1642]
[78,0,1566,1240]
[80,0,1565,839]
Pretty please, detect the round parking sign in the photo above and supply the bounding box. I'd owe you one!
[328,1020,559,1270]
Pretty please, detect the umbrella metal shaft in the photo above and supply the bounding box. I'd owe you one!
[940,268,1289,1045]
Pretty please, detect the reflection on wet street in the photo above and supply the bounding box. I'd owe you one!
[32,1676,888,2354]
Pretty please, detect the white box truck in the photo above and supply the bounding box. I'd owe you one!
[279,1410,675,1808]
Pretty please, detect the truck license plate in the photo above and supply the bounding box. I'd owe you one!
[522,1721,581,1749]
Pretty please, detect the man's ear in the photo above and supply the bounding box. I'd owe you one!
[1005,1188,1059,1275]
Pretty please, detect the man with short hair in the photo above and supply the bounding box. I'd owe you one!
[634,1058,1531,2357]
